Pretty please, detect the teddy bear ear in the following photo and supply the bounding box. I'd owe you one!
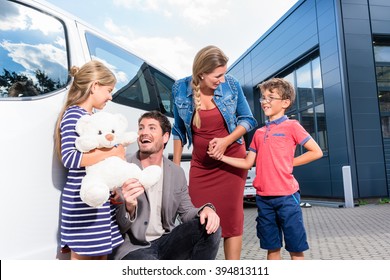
[114,113,128,129]
[76,114,92,135]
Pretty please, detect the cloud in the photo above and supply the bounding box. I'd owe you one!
[103,17,194,78]
[0,1,63,35]
[112,0,159,11]
[168,0,230,27]
[104,18,135,38]
[112,0,231,27]
[117,34,194,78]
[73,0,298,78]
[1,41,67,80]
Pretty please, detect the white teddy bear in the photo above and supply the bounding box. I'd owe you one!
[75,111,162,208]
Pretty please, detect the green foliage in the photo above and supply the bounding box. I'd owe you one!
[1,68,66,97]
[379,197,390,204]
[358,199,368,205]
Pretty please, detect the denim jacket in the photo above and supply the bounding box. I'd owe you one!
[172,74,257,148]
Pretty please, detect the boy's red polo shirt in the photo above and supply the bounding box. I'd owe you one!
[249,115,311,196]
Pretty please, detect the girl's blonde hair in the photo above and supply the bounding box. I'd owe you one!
[54,60,116,159]
[191,45,228,128]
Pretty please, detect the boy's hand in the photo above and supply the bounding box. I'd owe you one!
[207,149,223,161]
[208,137,228,160]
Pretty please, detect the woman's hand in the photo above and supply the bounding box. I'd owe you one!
[208,137,229,160]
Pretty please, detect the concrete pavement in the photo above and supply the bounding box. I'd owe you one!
[216,202,390,260]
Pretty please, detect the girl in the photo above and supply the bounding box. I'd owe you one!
[54,60,124,260]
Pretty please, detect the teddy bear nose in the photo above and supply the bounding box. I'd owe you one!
[105,134,114,141]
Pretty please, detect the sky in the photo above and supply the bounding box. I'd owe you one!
[44,0,299,78]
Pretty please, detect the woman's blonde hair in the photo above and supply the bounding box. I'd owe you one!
[54,60,116,159]
[191,45,228,128]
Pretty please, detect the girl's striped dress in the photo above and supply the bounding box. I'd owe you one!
[60,105,123,256]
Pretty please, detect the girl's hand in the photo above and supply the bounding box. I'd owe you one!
[110,187,123,205]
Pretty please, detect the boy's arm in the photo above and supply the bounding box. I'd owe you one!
[208,125,247,160]
[293,138,323,167]
[220,150,256,170]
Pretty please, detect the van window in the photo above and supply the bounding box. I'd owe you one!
[150,67,174,116]
[85,32,174,117]
[0,1,68,99]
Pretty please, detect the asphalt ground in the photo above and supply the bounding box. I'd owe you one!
[216,202,390,260]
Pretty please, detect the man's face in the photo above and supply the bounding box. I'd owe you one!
[138,117,168,155]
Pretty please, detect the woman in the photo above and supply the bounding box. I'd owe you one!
[172,45,257,259]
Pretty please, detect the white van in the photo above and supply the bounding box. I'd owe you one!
[0,0,191,259]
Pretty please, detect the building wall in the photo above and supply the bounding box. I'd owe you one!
[340,0,387,197]
[228,0,390,199]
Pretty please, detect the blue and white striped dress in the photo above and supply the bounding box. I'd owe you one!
[60,105,123,256]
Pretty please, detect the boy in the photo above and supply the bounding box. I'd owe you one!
[209,78,323,260]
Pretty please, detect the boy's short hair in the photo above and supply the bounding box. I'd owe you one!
[258,78,296,110]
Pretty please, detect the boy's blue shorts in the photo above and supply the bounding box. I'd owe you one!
[255,191,309,252]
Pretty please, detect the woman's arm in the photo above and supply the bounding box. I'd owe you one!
[233,77,258,131]
[173,139,183,166]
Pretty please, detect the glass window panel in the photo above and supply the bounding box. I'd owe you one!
[379,90,390,113]
[300,108,315,154]
[381,115,390,138]
[85,32,160,111]
[375,42,390,138]
[301,108,315,138]
[296,62,313,109]
[284,72,294,85]
[374,46,390,63]
[149,67,174,117]
[315,104,328,152]
[282,56,327,154]
[312,58,324,104]
[379,91,390,138]
[376,66,390,88]
[284,72,298,112]
[0,1,68,98]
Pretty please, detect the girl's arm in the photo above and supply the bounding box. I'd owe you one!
[293,138,323,167]
[80,144,126,167]
[218,150,256,170]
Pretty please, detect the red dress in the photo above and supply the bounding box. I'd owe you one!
[189,107,247,237]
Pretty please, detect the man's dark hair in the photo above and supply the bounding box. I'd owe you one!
[138,110,172,143]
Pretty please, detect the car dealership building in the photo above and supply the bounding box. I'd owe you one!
[228,0,390,201]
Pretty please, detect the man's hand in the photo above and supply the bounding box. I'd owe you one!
[121,178,145,217]
[199,206,220,234]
